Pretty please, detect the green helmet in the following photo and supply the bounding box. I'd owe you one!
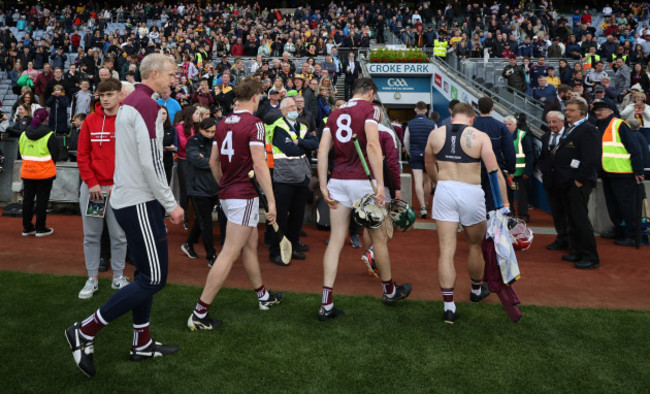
[388,199,416,232]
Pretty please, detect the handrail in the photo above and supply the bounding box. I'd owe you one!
[439,54,547,138]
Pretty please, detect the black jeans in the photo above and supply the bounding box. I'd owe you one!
[270,182,308,258]
[187,195,218,259]
[22,178,53,231]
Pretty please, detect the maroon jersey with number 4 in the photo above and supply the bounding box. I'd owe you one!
[214,110,266,199]
[324,98,381,180]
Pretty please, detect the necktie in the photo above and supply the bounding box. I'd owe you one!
[549,133,558,150]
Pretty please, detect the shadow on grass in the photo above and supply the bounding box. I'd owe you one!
[1,271,648,393]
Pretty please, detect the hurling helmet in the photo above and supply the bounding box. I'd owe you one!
[508,217,533,251]
[388,199,416,232]
[352,194,387,229]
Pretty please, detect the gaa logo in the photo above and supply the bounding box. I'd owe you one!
[387,78,408,88]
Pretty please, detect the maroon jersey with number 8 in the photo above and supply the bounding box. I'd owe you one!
[324,98,381,180]
[214,110,266,199]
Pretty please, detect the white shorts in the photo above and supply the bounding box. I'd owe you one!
[432,180,486,226]
[220,198,259,227]
[327,179,390,208]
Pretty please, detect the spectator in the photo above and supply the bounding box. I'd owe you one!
[6,103,33,138]
[181,118,221,267]
[533,75,557,103]
[34,63,53,106]
[156,87,182,124]
[71,79,93,119]
[502,56,527,92]
[160,106,176,186]
[174,105,198,229]
[192,80,214,109]
[45,84,70,135]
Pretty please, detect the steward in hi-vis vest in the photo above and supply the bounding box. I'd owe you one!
[265,98,319,265]
[593,100,646,246]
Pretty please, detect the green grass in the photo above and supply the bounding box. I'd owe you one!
[1,271,648,393]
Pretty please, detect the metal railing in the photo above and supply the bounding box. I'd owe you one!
[433,54,547,138]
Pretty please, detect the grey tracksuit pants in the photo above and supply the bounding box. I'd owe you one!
[80,182,127,278]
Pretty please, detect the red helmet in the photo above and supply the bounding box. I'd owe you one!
[508,217,533,251]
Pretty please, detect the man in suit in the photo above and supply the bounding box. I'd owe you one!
[548,99,601,269]
[539,111,570,250]
[343,52,361,101]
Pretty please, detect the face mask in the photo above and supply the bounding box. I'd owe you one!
[287,111,299,120]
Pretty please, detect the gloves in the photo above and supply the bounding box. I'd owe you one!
[498,207,511,216]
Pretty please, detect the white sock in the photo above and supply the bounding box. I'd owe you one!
[444,302,456,313]
[258,290,269,301]
[322,303,333,311]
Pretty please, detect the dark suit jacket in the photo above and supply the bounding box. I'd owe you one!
[343,60,361,81]
[542,96,562,124]
[539,121,601,190]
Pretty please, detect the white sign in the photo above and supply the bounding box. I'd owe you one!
[378,92,430,105]
[368,63,433,75]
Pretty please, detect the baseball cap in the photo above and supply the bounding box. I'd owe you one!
[594,86,605,93]
[592,99,616,111]
[269,89,279,95]
[286,90,298,97]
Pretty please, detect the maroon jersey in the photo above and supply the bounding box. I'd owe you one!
[214,110,266,199]
[324,98,381,180]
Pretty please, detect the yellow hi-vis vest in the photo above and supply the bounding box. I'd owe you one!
[513,129,527,177]
[434,39,448,57]
[602,118,633,173]
[266,118,308,159]
[19,131,56,180]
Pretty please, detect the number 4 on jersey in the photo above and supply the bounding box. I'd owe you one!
[221,130,235,162]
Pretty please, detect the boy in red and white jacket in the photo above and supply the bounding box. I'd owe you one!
[76,78,129,300]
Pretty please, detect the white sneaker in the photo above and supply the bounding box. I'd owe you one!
[78,278,98,299]
[111,276,130,290]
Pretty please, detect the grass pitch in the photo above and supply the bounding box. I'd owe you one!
[1,270,648,393]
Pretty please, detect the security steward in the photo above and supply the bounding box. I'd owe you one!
[592,100,646,246]
[504,115,534,222]
[266,97,319,265]
[551,99,601,269]
[434,33,448,59]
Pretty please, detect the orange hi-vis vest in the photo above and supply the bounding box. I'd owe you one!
[19,131,56,179]
[265,141,274,169]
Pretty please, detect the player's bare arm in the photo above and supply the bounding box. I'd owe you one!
[317,128,338,208]
[209,143,222,184]
[251,144,276,224]
[364,121,385,206]
[479,132,509,207]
